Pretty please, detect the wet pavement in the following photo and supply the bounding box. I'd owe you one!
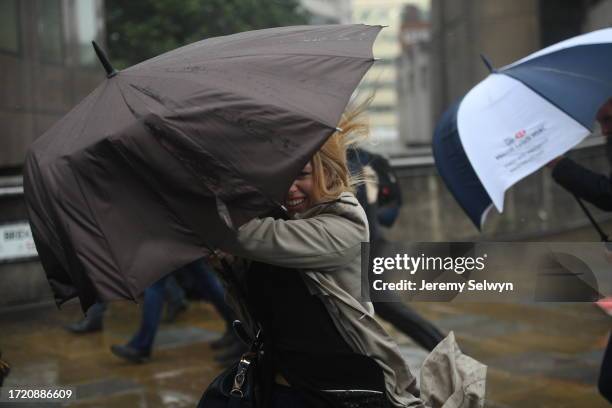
[0,224,611,407]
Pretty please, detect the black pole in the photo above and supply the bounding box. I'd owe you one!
[92,41,118,78]
[574,195,609,242]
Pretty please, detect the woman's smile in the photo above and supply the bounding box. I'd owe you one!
[284,162,315,215]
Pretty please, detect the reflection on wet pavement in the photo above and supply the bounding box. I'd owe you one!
[0,301,225,407]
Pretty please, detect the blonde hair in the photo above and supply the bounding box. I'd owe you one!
[311,96,372,202]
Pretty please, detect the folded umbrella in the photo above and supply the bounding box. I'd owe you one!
[433,28,612,229]
[24,24,381,310]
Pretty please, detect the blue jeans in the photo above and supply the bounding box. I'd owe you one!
[165,275,186,307]
[128,258,232,353]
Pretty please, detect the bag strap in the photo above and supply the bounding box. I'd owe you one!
[573,195,610,242]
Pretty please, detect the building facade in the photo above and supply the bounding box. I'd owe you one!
[430,0,611,124]
[0,0,105,308]
[1,0,105,171]
[351,0,430,156]
[397,4,431,146]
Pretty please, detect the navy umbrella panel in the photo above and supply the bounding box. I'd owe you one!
[432,100,493,229]
[434,28,612,229]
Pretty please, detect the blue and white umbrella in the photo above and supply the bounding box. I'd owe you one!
[433,28,612,229]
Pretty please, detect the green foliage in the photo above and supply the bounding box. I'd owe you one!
[105,0,309,68]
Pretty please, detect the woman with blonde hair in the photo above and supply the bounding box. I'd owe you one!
[203,102,484,407]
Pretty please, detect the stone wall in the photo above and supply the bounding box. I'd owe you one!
[430,0,540,122]
[387,143,612,242]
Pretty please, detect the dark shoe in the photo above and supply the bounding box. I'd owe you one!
[209,329,238,350]
[214,340,248,367]
[65,317,103,334]
[164,300,188,323]
[110,344,150,364]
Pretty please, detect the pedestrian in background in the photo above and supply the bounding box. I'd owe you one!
[65,275,187,334]
[347,147,445,351]
[548,98,612,403]
[111,258,237,363]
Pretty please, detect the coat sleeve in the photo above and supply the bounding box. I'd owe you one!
[228,208,368,271]
[552,158,612,211]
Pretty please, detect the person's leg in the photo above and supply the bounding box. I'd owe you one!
[164,274,188,322]
[165,275,186,305]
[186,258,249,364]
[88,302,108,319]
[65,301,107,333]
[126,276,168,354]
[191,259,234,325]
[599,332,612,403]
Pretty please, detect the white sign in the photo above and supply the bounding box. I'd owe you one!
[0,222,38,261]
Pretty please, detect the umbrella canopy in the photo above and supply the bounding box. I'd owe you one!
[24,24,381,310]
[433,28,612,229]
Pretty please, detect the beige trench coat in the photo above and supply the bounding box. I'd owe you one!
[223,192,486,408]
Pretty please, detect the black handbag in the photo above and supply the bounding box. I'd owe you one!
[198,325,262,408]
[197,352,258,408]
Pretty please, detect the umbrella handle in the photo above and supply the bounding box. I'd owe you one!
[573,195,609,242]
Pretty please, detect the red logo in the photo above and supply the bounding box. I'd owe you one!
[515,129,526,139]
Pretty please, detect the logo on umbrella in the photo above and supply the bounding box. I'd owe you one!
[515,129,527,139]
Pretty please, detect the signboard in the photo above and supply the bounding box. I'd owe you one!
[0,221,38,262]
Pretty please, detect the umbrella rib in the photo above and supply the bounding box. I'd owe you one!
[127,24,380,69]
[54,81,160,302]
[133,52,377,69]
[119,71,344,130]
[47,82,107,159]
[65,144,139,302]
[502,72,595,132]
[511,66,612,85]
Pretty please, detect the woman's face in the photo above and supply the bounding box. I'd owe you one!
[285,162,316,215]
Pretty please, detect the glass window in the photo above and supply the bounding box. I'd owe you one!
[0,0,19,53]
[76,0,97,66]
[38,0,63,64]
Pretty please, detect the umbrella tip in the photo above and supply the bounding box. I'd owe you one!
[92,41,118,78]
[480,54,496,73]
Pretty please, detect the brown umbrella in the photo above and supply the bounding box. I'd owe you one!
[23,24,381,311]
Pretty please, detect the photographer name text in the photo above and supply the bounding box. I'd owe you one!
[371,279,514,293]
